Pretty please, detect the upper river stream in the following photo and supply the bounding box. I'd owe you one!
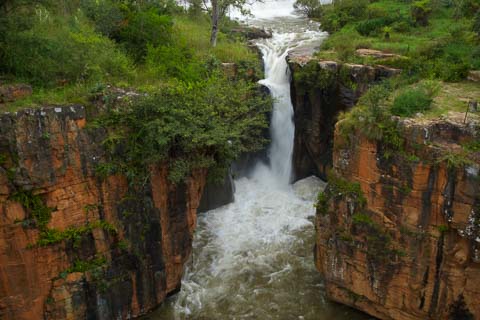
[147,1,373,319]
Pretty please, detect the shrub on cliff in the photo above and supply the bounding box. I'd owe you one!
[391,86,434,117]
[95,74,272,184]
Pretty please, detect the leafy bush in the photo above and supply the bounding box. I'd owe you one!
[411,0,432,26]
[119,10,173,61]
[391,87,433,117]
[2,12,133,85]
[356,17,392,36]
[337,82,404,150]
[80,0,126,38]
[318,0,369,32]
[146,45,205,83]
[452,0,480,18]
[96,75,272,184]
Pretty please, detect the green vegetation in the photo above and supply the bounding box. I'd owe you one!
[9,188,116,249]
[463,140,480,153]
[391,87,433,117]
[318,171,406,263]
[316,172,366,216]
[34,221,117,248]
[316,192,329,216]
[62,256,107,275]
[1,0,271,186]
[337,81,403,146]
[303,0,479,82]
[352,213,375,227]
[94,76,271,184]
[335,76,478,167]
[437,149,475,169]
[437,224,449,233]
[294,61,337,92]
[10,190,54,230]
[0,1,262,109]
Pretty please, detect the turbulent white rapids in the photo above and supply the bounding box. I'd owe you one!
[148,2,370,319]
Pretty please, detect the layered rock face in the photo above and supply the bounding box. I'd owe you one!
[315,115,480,319]
[288,57,399,181]
[0,106,207,319]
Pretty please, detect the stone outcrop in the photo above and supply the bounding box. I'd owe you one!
[468,71,480,82]
[198,169,235,213]
[355,49,404,60]
[315,114,480,320]
[288,57,400,181]
[0,84,33,103]
[230,26,272,40]
[0,105,208,319]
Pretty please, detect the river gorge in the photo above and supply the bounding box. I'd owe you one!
[1,0,479,319]
[149,2,371,318]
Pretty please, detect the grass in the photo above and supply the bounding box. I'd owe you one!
[316,0,478,76]
[428,81,480,118]
[173,16,258,64]
[1,83,93,112]
[1,13,259,113]
[382,80,480,119]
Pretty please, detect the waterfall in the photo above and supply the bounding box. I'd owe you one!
[148,3,369,320]
[256,33,296,186]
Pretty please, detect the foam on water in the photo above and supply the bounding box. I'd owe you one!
[147,2,370,319]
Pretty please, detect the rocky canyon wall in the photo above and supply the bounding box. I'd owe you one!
[288,57,399,181]
[315,116,480,319]
[288,55,480,319]
[0,105,208,319]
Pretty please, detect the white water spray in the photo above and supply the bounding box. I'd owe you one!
[148,3,369,320]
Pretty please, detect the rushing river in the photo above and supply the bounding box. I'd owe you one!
[148,1,372,319]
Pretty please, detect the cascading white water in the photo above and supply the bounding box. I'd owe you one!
[257,33,296,186]
[147,2,371,319]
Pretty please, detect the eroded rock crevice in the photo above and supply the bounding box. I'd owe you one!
[288,56,400,181]
[0,106,210,319]
[289,55,480,320]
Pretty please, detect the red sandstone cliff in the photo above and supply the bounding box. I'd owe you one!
[315,114,480,319]
[288,57,400,181]
[0,105,207,319]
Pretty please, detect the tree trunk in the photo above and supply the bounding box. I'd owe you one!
[210,0,219,47]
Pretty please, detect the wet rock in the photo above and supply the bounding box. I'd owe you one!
[230,26,272,40]
[198,169,235,212]
[293,176,326,201]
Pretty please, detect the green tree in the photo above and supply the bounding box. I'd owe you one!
[411,0,432,26]
[293,0,323,18]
